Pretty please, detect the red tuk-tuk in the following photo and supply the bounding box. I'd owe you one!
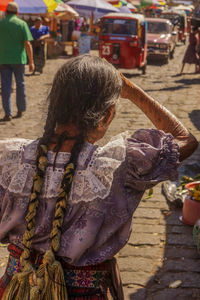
[99,13,147,74]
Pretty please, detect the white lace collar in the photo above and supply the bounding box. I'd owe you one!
[0,134,128,203]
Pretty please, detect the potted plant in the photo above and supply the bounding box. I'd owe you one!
[182,181,200,226]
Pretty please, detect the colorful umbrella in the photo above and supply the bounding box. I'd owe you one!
[140,0,159,8]
[54,2,79,19]
[67,0,119,19]
[43,0,58,11]
[127,0,140,6]
[55,2,77,13]
[13,0,58,14]
[127,3,136,11]
[118,5,132,13]
[105,0,119,4]
[105,0,128,7]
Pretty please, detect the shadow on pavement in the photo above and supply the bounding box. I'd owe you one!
[129,202,200,300]
[145,85,189,92]
[175,78,200,85]
[147,58,166,66]
[128,152,200,300]
[145,77,200,93]
[189,110,200,131]
[122,73,142,78]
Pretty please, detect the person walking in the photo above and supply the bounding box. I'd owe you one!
[30,17,50,75]
[0,55,198,299]
[0,2,34,121]
[180,26,200,74]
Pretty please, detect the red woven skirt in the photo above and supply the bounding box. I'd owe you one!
[0,244,117,300]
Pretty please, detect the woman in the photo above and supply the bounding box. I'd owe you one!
[30,17,50,74]
[0,55,198,300]
[180,26,200,74]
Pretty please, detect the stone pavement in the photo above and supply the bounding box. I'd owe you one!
[120,184,200,300]
[0,43,200,299]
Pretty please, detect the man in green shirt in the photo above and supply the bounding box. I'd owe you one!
[0,2,34,121]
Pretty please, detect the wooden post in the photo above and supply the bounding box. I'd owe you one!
[90,11,94,32]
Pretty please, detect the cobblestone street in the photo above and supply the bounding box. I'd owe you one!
[0,43,200,299]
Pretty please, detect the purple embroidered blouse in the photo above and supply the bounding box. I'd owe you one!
[0,129,179,266]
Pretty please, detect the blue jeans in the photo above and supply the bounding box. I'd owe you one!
[0,64,26,116]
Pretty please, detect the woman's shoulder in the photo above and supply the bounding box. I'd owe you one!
[97,131,129,159]
[96,129,172,160]
[79,132,129,169]
[91,129,172,164]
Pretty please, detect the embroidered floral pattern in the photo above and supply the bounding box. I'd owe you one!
[64,269,108,288]
[6,256,21,277]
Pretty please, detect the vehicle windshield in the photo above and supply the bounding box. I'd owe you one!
[147,21,169,34]
[160,14,180,26]
[101,18,137,35]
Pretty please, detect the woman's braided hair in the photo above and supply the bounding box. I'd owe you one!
[2,55,122,300]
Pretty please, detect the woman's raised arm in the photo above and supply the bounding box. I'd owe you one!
[120,74,198,162]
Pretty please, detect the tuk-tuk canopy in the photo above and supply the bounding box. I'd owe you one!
[161,9,187,26]
[100,13,146,36]
[101,13,145,23]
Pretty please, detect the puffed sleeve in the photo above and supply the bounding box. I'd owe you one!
[125,129,180,191]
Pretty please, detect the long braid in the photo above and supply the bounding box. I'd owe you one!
[19,101,57,265]
[50,135,85,253]
[2,133,85,300]
[20,145,48,266]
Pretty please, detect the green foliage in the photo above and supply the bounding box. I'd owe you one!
[177,174,200,195]
[143,187,153,200]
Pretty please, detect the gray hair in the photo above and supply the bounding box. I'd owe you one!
[41,54,122,145]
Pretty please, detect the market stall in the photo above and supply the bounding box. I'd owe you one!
[0,0,79,57]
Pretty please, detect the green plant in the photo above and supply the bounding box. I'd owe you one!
[177,174,200,197]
